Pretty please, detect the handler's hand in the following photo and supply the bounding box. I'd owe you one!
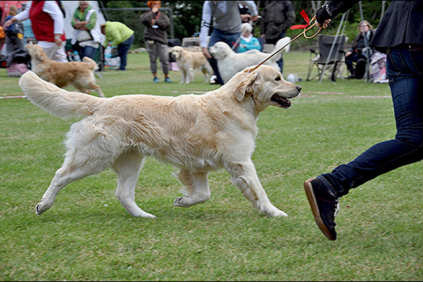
[4,19,14,28]
[202,47,212,59]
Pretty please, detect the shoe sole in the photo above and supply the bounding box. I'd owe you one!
[304,178,336,241]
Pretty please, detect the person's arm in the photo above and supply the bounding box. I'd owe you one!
[316,1,360,26]
[239,1,258,22]
[155,12,170,30]
[43,1,64,46]
[200,1,212,58]
[282,1,296,31]
[4,2,30,28]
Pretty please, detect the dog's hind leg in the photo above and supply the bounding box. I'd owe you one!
[112,151,155,218]
[173,170,211,207]
[225,160,288,217]
[35,151,111,215]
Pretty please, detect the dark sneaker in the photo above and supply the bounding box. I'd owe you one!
[304,177,340,240]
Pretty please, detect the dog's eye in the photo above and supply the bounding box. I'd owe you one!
[275,76,281,81]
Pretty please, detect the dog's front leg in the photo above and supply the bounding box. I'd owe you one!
[180,69,186,84]
[226,160,288,217]
[173,170,210,207]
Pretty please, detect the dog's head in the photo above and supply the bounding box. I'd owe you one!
[209,42,232,60]
[26,44,48,62]
[171,46,184,60]
[229,65,301,112]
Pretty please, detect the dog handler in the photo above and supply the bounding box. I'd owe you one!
[304,1,423,240]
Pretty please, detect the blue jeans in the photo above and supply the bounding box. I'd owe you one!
[79,46,98,60]
[207,28,241,85]
[118,34,134,70]
[320,46,423,197]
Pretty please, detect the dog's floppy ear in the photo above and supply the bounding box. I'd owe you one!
[235,69,259,101]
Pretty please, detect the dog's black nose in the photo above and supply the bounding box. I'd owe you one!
[296,85,302,92]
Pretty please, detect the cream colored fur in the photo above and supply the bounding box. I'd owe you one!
[171,46,213,84]
[209,38,290,84]
[26,44,105,97]
[19,66,301,218]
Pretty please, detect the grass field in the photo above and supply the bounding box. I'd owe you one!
[0,51,422,281]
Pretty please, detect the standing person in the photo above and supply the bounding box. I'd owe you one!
[345,20,375,79]
[200,1,259,86]
[260,1,295,74]
[304,1,423,241]
[3,5,25,66]
[3,1,67,62]
[71,1,102,60]
[140,1,171,83]
[100,21,134,71]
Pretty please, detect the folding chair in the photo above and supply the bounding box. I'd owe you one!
[307,34,346,82]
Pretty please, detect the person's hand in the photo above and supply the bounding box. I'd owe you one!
[240,14,251,22]
[251,15,259,22]
[315,4,332,29]
[54,34,62,47]
[3,18,14,28]
[345,51,352,57]
[202,47,211,59]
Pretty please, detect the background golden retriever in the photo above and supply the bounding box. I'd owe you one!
[171,46,213,84]
[26,44,105,97]
[19,65,301,218]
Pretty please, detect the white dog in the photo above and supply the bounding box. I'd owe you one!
[171,46,213,84]
[210,38,290,84]
[19,66,301,218]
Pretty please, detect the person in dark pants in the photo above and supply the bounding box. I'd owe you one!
[260,1,295,74]
[140,1,171,83]
[101,21,134,71]
[200,1,258,86]
[304,1,423,241]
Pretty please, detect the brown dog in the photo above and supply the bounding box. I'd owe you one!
[26,44,105,97]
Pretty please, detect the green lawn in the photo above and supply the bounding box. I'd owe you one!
[0,51,421,281]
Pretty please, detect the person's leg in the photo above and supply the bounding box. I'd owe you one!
[207,29,225,85]
[158,43,170,81]
[146,41,159,80]
[80,46,97,60]
[305,46,423,240]
[345,52,359,77]
[118,35,134,70]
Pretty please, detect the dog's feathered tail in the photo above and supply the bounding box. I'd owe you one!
[269,37,291,63]
[19,71,102,119]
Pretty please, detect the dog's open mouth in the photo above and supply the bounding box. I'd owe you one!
[271,94,292,108]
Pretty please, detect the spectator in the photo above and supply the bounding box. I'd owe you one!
[140,1,171,83]
[200,1,259,85]
[3,5,25,66]
[4,1,67,62]
[304,1,423,241]
[345,20,375,79]
[238,23,261,53]
[100,21,134,71]
[71,1,102,60]
[260,1,295,74]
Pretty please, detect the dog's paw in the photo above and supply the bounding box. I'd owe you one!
[35,202,48,215]
[173,197,190,207]
[265,209,288,217]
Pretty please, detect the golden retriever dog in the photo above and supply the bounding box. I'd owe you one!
[209,38,289,84]
[171,46,213,84]
[19,65,301,218]
[26,44,105,97]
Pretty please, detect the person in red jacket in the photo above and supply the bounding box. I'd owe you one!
[4,1,67,62]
